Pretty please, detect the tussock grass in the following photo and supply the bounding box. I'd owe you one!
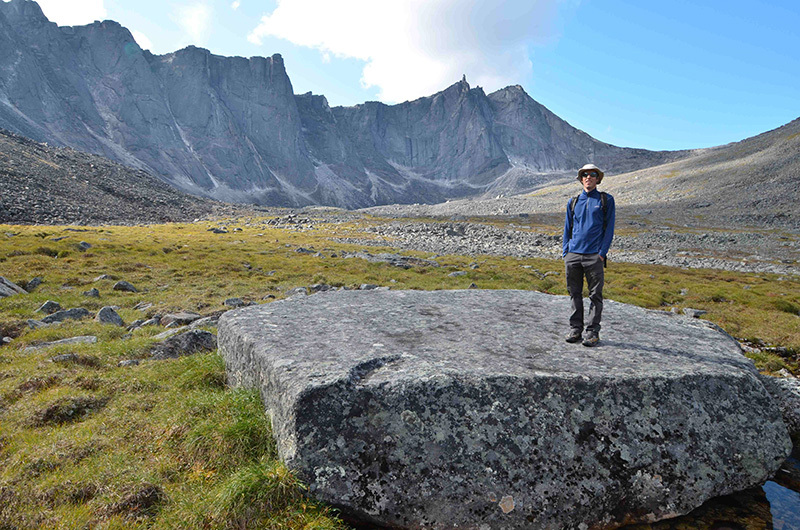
[0,216,798,527]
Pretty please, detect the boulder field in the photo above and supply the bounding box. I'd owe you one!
[218,290,791,529]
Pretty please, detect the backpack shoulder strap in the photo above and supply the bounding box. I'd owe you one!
[568,195,580,238]
[600,192,609,231]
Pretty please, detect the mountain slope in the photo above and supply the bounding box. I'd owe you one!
[0,0,693,208]
[0,128,224,225]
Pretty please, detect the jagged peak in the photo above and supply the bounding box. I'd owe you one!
[0,0,48,22]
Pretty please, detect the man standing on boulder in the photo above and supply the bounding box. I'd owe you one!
[562,164,615,347]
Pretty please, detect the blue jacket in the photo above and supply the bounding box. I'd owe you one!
[562,189,615,258]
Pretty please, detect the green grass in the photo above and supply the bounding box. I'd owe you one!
[0,217,798,527]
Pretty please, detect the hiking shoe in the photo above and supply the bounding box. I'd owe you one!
[565,329,582,343]
[582,332,600,347]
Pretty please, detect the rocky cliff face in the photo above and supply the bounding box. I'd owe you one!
[0,0,689,208]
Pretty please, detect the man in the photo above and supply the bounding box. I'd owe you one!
[562,163,615,347]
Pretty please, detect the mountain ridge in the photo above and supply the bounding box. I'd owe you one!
[0,0,738,209]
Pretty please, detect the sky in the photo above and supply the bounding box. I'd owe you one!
[14,0,800,151]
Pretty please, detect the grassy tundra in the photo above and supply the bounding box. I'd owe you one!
[0,216,798,528]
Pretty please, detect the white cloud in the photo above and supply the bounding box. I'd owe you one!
[247,0,561,102]
[132,30,154,51]
[231,0,241,9]
[172,1,213,47]
[35,0,107,26]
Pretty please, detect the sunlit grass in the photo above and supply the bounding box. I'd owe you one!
[0,216,798,527]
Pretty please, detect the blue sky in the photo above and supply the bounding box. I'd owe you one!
[20,0,800,151]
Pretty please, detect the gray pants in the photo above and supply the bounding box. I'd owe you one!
[565,252,604,333]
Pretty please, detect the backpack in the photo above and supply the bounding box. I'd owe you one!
[568,191,610,265]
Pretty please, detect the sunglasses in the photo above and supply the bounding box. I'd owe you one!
[581,172,598,179]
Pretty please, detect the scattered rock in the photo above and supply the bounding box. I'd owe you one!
[23,336,97,352]
[35,300,62,314]
[683,308,708,318]
[189,316,219,329]
[133,301,153,311]
[83,288,100,297]
[113,281,138,293]
[118,360,140,367]
[94,274,115,282]
[95,306,124,326]
[0,277,27,298]
[153,328,187,340]
[151,330,217,361]
[286,287,308,297]
[26,277,43,291]
[340,250,440,269]
[295,247,315,254]
[309,284,334,293]
[78,241,92,251]
[1,336,11,345]
[223,297,246,308]
[448,271,467,277]
[160,312,201,327]
[26,319,48,329]
[127,319,145,331]
[40,308,91,324]
[468,283,478,289]
[359,284,378,290]
[219,289,790,529]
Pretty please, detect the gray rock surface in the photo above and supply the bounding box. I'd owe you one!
[112,281,138,293]
[83,288,100,298]
[35,300,62,314]
[24,335,97,352]
[160,312,202,327]
[759,374,800,441]
[0,276,27,297]
[26,277,42,291]
[150,330,217,361]
[95,306,124,326]
[218,289,790,529]
[40,308,91,324]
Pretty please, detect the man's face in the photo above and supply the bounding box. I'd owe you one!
[581,171,599,192]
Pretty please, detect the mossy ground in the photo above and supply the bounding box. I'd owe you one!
[0,216,798,528]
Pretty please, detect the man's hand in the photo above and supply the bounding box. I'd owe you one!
[599,255,605,262]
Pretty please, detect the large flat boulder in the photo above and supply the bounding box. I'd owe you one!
[218,290,791,529]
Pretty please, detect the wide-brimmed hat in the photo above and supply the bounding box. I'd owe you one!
[577,163,604,183]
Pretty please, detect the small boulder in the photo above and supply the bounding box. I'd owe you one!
[448,271,467,277]
[118,359,140,367]
[35,300,62,315]
[94,274,115,282]
[151,330,217,360]
[0,277,27,298]
[113,281,138,293]
[40,308,91,324]
[24,336,97,352]
[189,316,220,329]
[224,297,246,308]
[96,306,124,327]
[78,241,92,251]
[83,288,100,298]
[359,284,378,291]
[683,308,708,318]
[26,277,43,291]
[160,312,201,327]
[133,301,153,311]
